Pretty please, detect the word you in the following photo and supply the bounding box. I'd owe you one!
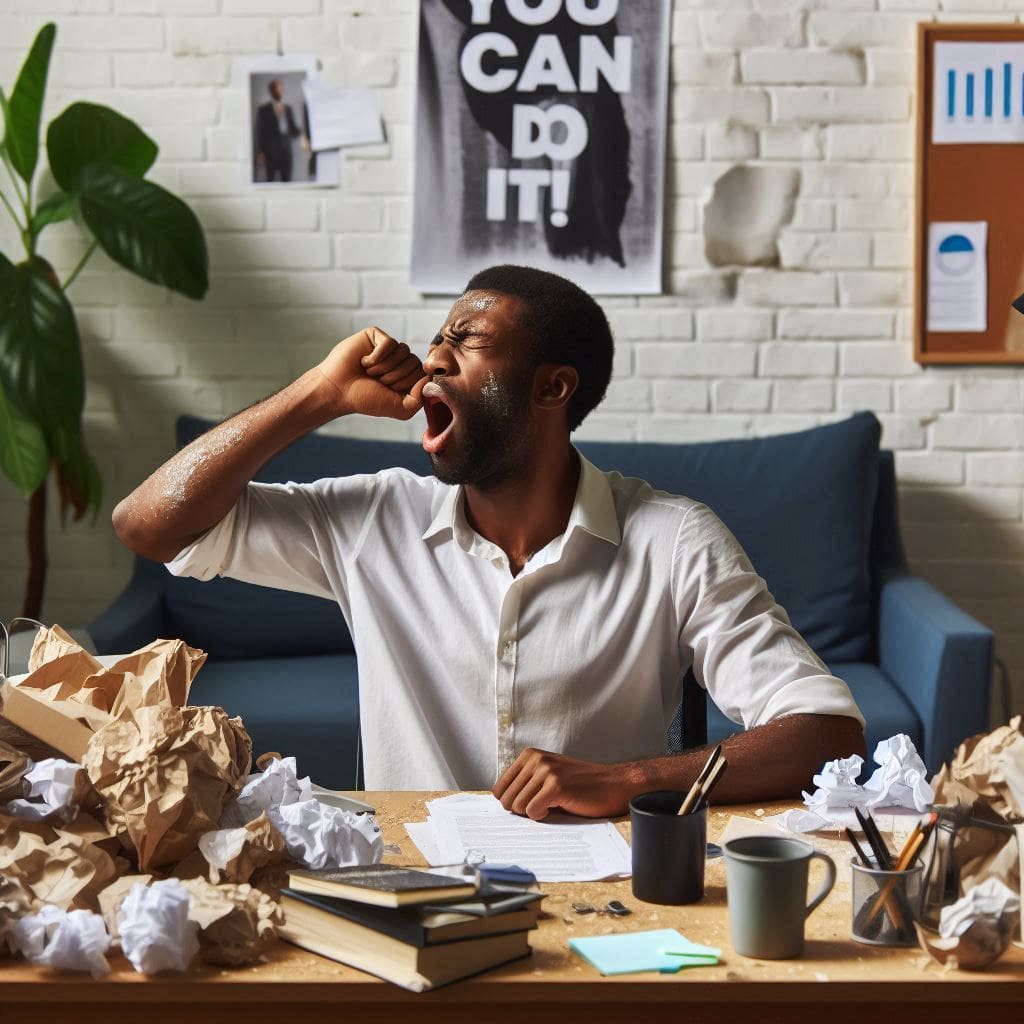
[460,0,633,228]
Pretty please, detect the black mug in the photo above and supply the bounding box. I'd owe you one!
[629,790,707,905]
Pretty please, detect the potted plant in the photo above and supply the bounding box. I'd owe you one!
[0,23,209,621]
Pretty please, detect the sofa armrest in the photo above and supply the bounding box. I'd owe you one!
[88,559,166,654]
[878,575,994,774]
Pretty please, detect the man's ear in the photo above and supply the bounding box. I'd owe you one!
[534,364,579,412]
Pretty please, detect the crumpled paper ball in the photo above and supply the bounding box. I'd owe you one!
[7,904,110,978]
[83,705,252,870]
[0,876,32,954]
[180,877,283,966]
[119,879,199,974]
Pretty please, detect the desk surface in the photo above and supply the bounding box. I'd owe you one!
[2,793,1022,1024]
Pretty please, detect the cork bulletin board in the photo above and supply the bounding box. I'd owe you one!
[915,22,1024,364]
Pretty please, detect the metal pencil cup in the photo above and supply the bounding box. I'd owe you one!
[850,860,924,946]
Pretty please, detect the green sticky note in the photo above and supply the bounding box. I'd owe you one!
[569,928,721,976]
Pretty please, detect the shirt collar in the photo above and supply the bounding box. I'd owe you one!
[421,449,621,548]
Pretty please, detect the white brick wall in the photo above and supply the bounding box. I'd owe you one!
[2,1,1023,723]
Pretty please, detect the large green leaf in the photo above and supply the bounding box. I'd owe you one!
[47,102,157,192]
[74,163,208,299]
[0,253,84,441]
[0,375,49,497]
[3,23,56,185]
[30,189,73,236]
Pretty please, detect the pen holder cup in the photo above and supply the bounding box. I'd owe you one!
[629,791,706,906]
[851,860,924,947]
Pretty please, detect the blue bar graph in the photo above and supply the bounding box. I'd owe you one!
[934,41,1024,142]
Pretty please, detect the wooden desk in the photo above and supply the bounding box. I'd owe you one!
[2,793,1022,1024]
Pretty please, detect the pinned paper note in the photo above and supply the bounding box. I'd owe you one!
[301,79,384,151]
[927,221,988,333]
[570,928,720,976]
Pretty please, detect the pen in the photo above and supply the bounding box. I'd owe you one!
[677,744,722,816]
[844,827,873,868]
[853,807,893,870]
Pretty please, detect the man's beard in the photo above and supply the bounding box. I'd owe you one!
[429,369,533,489]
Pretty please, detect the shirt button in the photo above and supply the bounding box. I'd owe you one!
[503,639,516,657]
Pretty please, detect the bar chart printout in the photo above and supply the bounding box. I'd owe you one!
[933,42,1024,143]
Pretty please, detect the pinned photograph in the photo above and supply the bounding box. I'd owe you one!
[236,54,339,189]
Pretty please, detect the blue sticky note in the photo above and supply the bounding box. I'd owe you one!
[569,928,721,976]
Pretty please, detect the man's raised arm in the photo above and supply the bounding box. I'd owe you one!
[112,327,427,563]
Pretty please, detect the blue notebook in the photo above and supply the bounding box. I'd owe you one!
[569,928,720,976]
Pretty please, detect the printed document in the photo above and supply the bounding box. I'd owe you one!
[405,793,631,882]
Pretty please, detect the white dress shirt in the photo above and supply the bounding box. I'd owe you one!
[166,452,864,790]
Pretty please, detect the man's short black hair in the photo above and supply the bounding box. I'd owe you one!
[464,264,614,432]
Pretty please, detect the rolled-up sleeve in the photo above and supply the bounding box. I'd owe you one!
[674,503,865,730]
[165,475,381,603]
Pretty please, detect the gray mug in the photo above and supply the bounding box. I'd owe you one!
[723,835,836,959]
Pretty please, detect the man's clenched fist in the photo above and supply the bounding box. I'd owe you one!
[316,327,428,421]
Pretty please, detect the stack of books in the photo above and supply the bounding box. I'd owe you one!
[278,862,543,992]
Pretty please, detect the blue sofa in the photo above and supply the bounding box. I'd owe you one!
[89,411,994,789]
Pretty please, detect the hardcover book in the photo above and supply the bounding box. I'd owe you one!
[279,890,532,992]
[287,863,479,908]
[280,887,541,947]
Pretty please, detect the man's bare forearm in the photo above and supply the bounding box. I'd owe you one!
[628,713,866,806]
[113,327,427,564]
[112,367,339,563]
[494,713,866,819]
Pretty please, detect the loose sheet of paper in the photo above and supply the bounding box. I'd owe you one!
[405,793,631,882]
[301,80,384,151]
[927,221,987,332]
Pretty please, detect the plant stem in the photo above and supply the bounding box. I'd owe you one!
[22,477,48,621]
[63,240,98,291]
[0,186,24,233]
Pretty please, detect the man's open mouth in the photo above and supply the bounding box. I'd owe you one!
[422,390,456,454]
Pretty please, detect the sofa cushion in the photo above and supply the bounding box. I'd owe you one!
[578,412,882,663]
[187,653,361,789]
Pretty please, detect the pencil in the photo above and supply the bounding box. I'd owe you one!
[864,813,938,929]
[677,744,722,816]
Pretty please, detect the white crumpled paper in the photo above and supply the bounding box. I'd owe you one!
[780,735,933,833]
[940,878,1020,939]
[7,904,110,978]
[219,756,312,829]
[863,734,934,811]
[214,755,381,871]
[118,879,199,975]
[4,758,82,822]
[267,799,382,870]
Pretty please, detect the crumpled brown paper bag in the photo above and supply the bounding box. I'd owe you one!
[199,812,291,885]
[0,740,31,805]
[931,717,1024,893]
[0,813,120,911]
[21,627,206,716]
[0,876,32,955]
[180,877,282,967]
[83,705,252,871]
